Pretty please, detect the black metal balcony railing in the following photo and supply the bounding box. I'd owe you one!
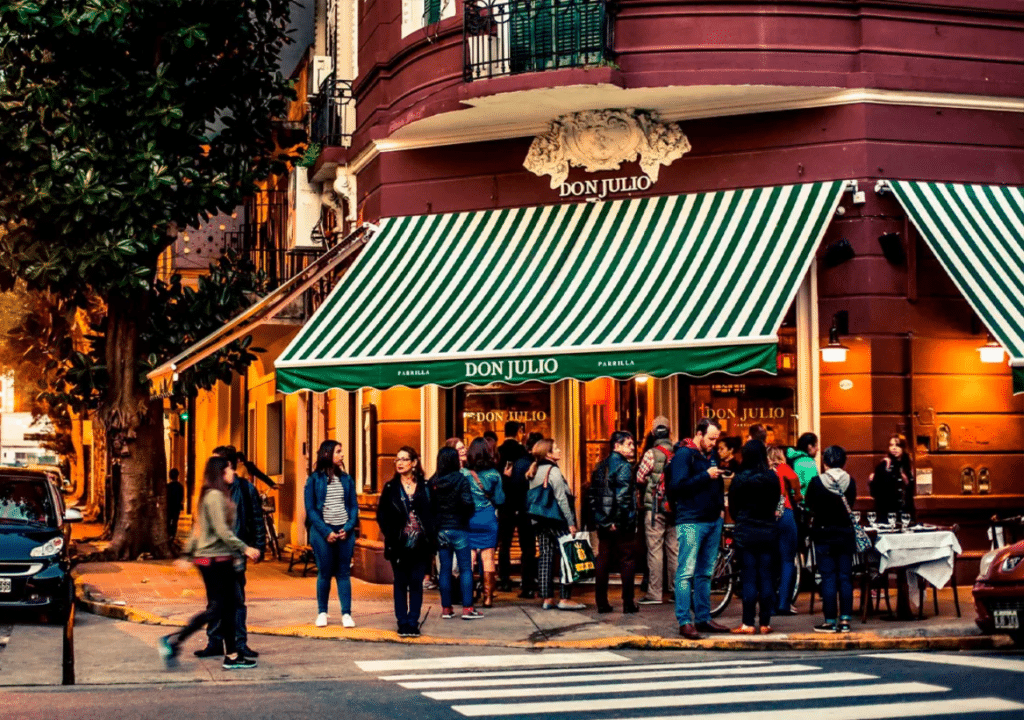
[309,72,354,147]
[464,0,613,81]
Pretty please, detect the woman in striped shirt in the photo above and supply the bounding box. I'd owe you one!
[304,440,359,628]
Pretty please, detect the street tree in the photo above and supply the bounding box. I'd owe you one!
[0,0,294,558]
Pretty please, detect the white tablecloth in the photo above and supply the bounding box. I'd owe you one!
[873,530,962,598]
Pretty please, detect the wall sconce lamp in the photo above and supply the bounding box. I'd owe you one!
[878,232,906,265]
[977,335,1006,364]
[823,238,856,268]
[821,311,850,363]
[634,374,650,384]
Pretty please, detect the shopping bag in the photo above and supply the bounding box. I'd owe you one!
[558,533,596,584]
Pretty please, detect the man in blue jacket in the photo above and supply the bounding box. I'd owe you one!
[669,418,727,640]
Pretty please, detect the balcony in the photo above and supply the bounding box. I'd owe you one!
[309,72,355,147]
[464,0,613,82]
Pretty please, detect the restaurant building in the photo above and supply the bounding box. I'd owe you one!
[155,0,1024,583]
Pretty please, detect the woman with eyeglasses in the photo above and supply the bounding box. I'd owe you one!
[304,440,359,629]
[377,446,434,637]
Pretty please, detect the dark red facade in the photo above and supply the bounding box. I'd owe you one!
[326,0,1024,576]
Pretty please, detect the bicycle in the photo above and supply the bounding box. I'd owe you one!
[261,490,281,561]
[708,523,803,618]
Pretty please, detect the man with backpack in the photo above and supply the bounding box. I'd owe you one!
[636,417,678,605]
[669,418,728,640]
[590,431,640,614]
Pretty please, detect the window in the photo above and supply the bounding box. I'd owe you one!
[402,0,456,37]
[266,401,283,476]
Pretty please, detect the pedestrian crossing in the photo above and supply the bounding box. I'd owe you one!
[356,650,1024,719]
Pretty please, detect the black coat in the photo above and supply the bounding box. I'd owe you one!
[232,477,266,552]
[429,471,474,531]
[870,457,914,520]
[498,439,529,509]
[804,473,858,552]
[377,476,434,563]
[589,452,638,532]
[728,467,781,550]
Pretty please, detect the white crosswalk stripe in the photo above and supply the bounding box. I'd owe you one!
[356,651,1024,720]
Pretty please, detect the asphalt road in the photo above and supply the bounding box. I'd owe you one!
[4,613,1024,720]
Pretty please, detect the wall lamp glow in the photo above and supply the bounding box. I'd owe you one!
[821,311,850,363]
[977,335,1006,364]
[634,375,650,384]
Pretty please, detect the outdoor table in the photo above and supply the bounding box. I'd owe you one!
[871,527,961,619]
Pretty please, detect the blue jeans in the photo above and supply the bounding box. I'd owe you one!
[776,507,799,612]
[674,517,723,626]
[816,542,854,621]
[437,529,475,608]
[391,558,428,629]
[740,547,775,628]
[311,528,354,615]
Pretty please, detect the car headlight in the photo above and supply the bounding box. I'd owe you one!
[29,536,64,557]
[978,549,1000,579]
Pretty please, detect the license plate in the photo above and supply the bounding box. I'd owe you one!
[994,609,1020,629]
[0,578,10,594]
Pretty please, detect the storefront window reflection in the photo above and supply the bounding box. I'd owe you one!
[458,382,551,444]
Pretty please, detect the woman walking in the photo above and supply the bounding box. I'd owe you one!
[430,446,482,619]
[870,434,914,523]
[768,445,802,615]
[804,445,858,633]
[527,439,585,611]
[465,437,505,608]
[160,456,261,670]
[727,441,781,634]
[305,440,359,628]
[377,446,434,637]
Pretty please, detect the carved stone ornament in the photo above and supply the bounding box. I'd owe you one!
[524,109,691,190]
[321,172,358,221]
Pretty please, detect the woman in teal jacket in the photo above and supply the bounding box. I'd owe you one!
[464,437,505,607]
[304,440,359,629]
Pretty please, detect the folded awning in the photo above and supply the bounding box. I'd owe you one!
[886,181,1024,395]
[275,182,845,392]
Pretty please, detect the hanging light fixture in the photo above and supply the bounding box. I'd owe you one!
[977,335,1006,364]
[820,315,849,363]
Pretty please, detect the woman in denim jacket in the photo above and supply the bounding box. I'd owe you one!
[304,440,359,629]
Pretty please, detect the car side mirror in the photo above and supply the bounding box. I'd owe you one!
[64,508,83,523]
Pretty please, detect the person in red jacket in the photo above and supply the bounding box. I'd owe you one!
[768,445,802,615]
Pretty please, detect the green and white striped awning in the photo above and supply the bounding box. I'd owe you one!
[888,181,1024,395]
[276,182,845,392]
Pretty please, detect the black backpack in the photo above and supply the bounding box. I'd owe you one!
[584,459,611,530]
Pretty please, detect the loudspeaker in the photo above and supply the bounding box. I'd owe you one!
[823,238,856,268]
[878,232,906,264]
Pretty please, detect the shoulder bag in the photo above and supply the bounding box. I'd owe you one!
[840,491,872,553]
[527,467,564,524]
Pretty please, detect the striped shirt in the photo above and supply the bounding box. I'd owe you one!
[322,479,349,526]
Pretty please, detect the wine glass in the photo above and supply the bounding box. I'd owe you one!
[901,512,913,529]
[867,511,877,527]
[887,513,898,527]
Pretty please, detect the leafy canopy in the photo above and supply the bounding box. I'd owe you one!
[0,0,295,303]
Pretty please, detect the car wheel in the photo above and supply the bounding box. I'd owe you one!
[46,578,74,626]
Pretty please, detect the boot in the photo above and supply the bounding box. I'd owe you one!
[482,571,496,608]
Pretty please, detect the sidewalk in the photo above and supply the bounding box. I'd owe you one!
[71,527,1006,652]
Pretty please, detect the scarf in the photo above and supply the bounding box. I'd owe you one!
[821,467,851,496]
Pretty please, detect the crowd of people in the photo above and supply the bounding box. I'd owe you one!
[159,420,917,662]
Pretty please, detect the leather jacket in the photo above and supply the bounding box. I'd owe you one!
[589,452,637,532]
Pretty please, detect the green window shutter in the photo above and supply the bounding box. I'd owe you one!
[425,0,441,25]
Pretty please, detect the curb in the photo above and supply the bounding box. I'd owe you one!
[74,579,1010,652]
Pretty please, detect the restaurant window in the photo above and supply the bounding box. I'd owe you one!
[266,400,283,476]
[455,382,551,444]
[581,377,647,480]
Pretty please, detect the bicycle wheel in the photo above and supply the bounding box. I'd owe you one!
[789,553,802,605]
[709,552,735,618]
[265,516,281,560]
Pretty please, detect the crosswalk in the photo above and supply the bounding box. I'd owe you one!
[356,650,1024,719]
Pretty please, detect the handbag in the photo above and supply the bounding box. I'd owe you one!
[840,492,872,553]
[527,467,564,524]
[558,532,596,584]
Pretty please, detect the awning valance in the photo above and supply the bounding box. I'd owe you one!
[275,182,845,392]
[887,181,1024,394]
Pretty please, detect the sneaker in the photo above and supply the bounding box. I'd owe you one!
[398,625,414,638]
[557,599,586,611]
[342,614,356,628]
[838,619,852,633]
[638,596,663,605]
[407,626,421,637]
[814,621,837,633]
[441,607,455,619]
[541,601,555,610]
[223,654,258,670]
[462,607,484,620]
[158,635,179,669]
[423,579,438,590]
[315,612,328,627]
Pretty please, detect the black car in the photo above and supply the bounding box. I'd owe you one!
[0,468,81,623]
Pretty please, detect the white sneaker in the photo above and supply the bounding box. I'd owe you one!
[315,612,328,627]
[342,613,356,628]
[557,599,586,611]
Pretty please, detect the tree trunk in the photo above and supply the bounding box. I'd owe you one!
[102,300,170,560]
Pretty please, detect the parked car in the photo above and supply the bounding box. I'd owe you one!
[974,515,1024,645]
[26,463,73,495]
[0,467,82,623]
